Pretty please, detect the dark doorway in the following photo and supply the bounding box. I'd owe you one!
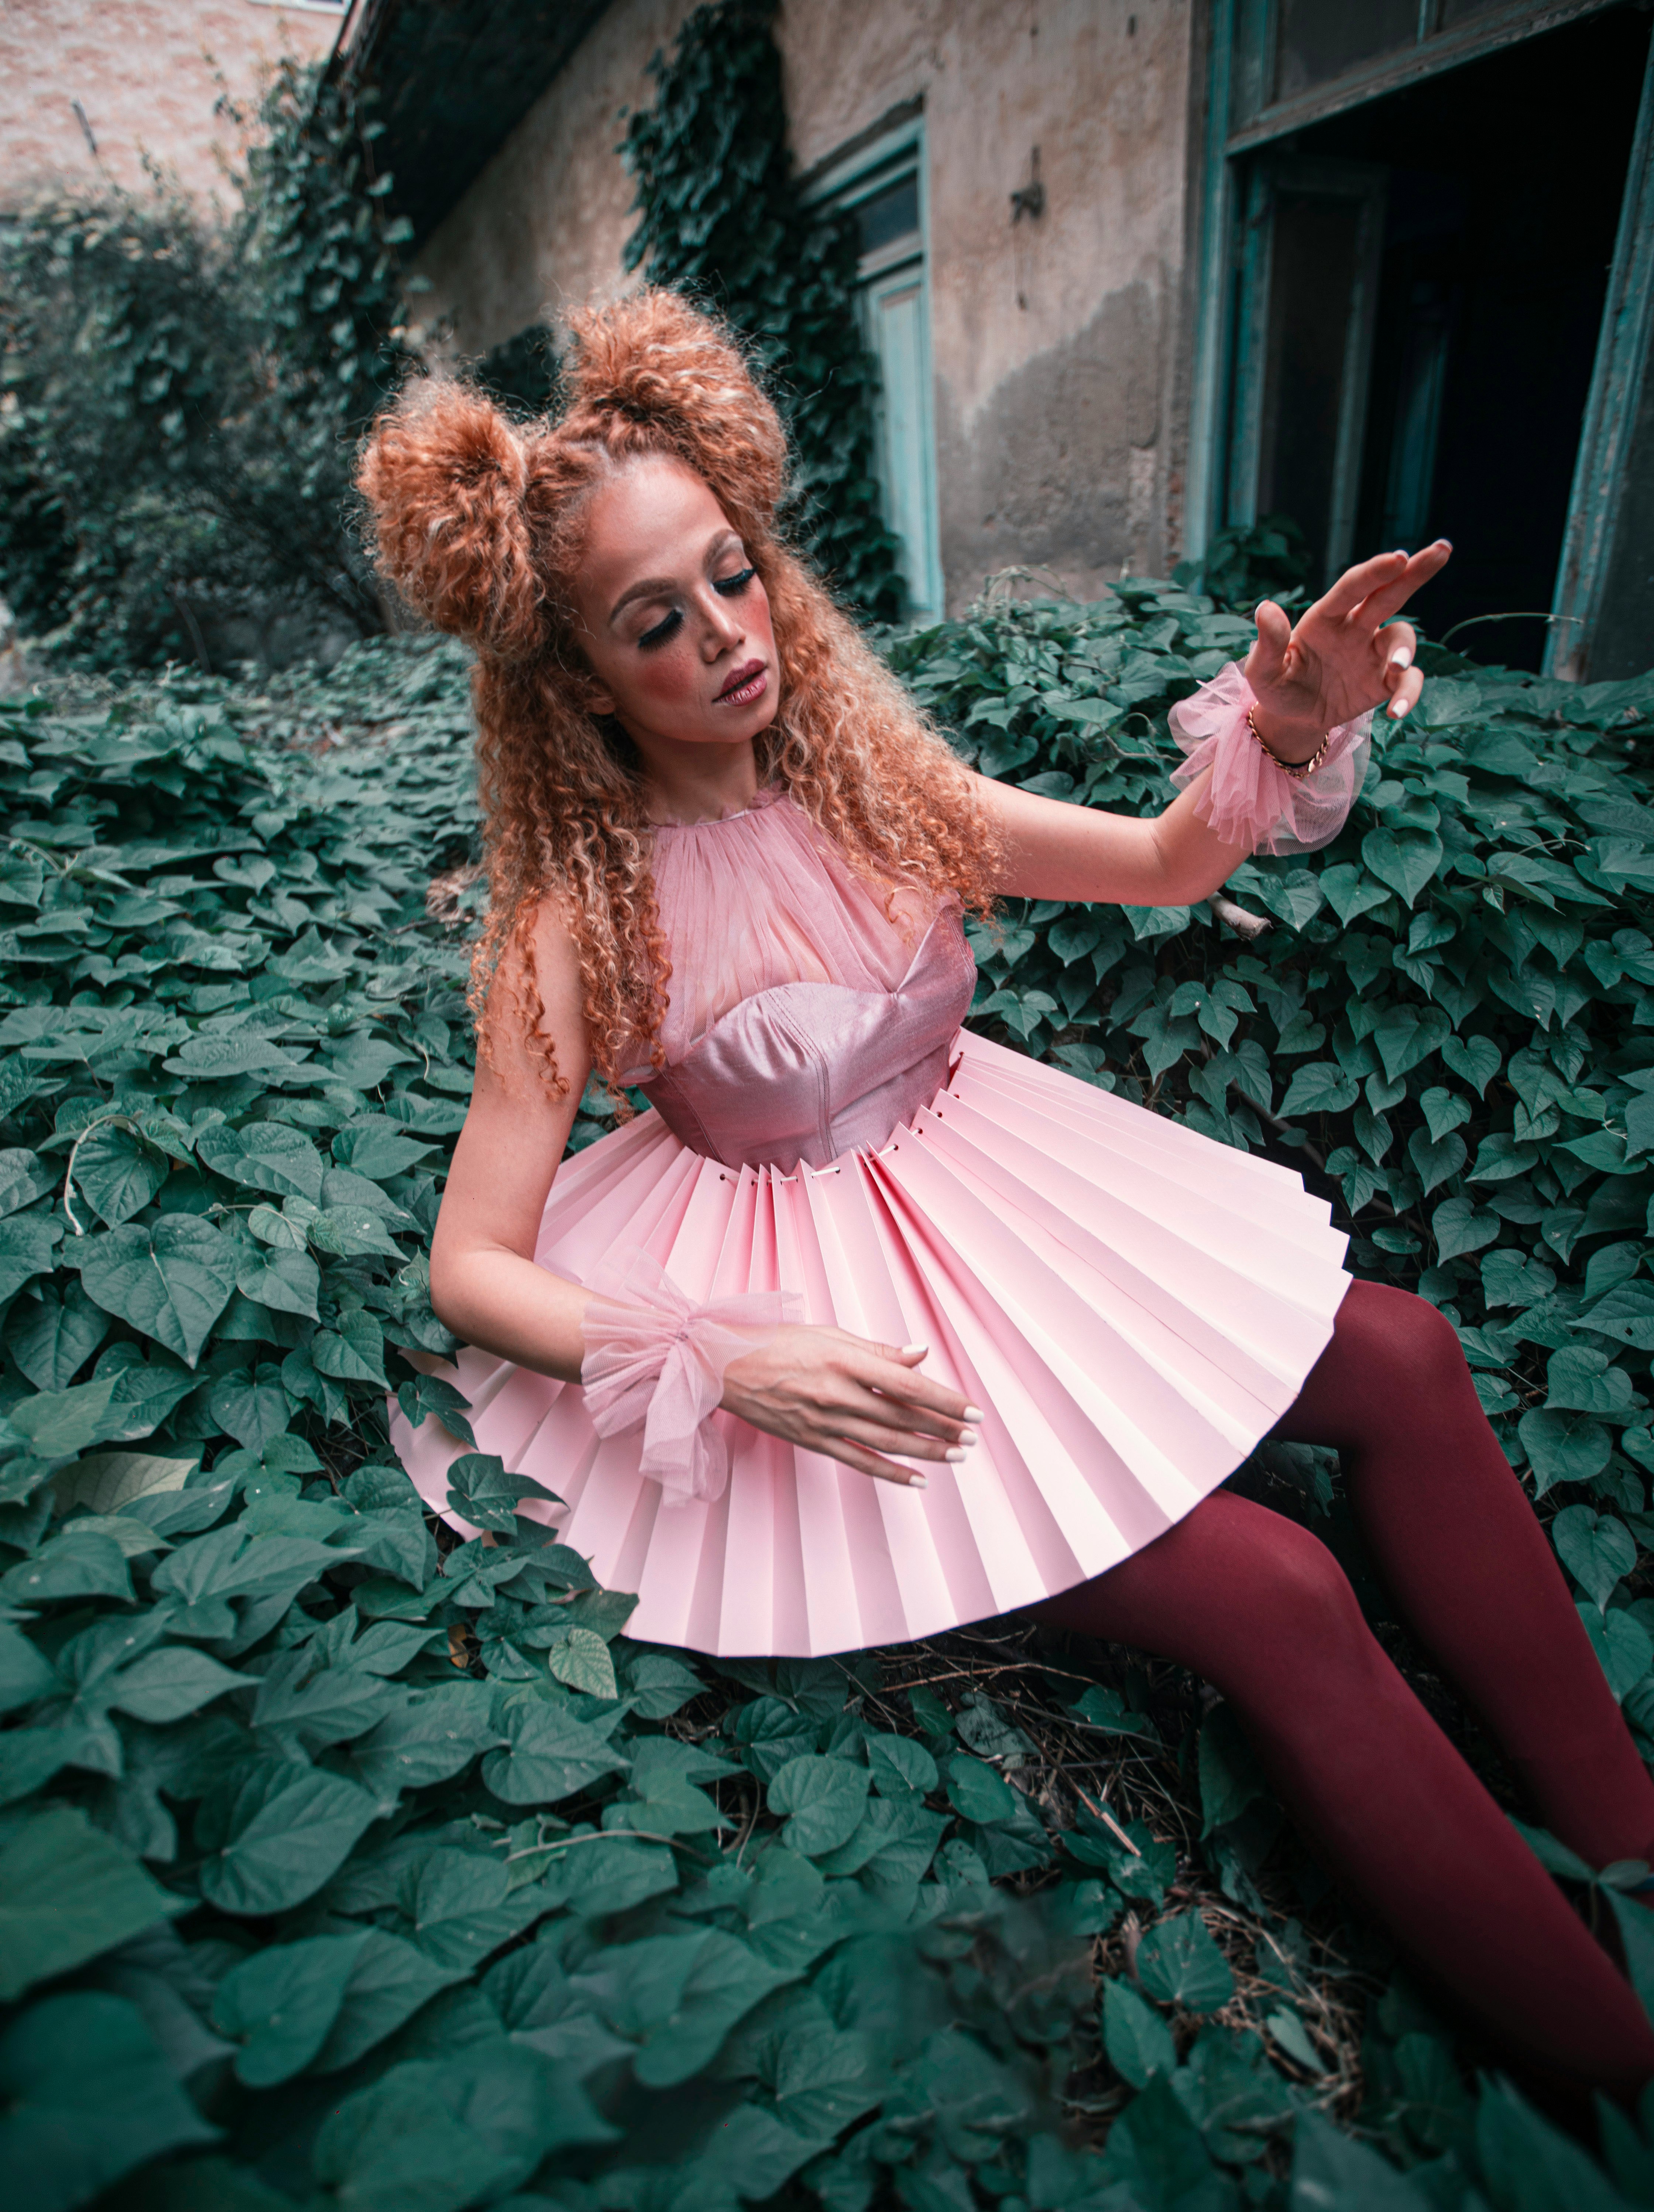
[1228,5,1651,669]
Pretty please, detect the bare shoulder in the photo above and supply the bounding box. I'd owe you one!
[477,893,591,1103]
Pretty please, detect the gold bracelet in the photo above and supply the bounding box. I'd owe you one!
[1246,703,1330,782]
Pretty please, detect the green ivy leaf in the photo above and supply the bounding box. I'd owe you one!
[1362,827,1443,907]
[0,1992,216,2206]
[1432,1194,1499,1261]
[71,1213,237,1368]
[196,1119,325,1202]
[1135,1911,1235,2012]
[1545,1346,1639,1418]
[1441,1033,1502,1098]
[0,1215,62,1305]
[1102,1979,1176,2087]
[945,1756,1017,1825]
[235,1243,322,1320]
[0,1806,175,2001]
[213,1930,371,2086]
[196,1763,380,1915]
[312,1309,388,1386]
[1278,1062,1358,1118]
[768,1753,870,1856]
[1551,1506,1636,1612]
[1519,1410,1612,1497]
[548,1628,618,1701]
[71,1125,163,1227]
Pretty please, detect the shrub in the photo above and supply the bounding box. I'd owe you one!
[0,60,412,669]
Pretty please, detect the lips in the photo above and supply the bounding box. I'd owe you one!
[715,660,767,705]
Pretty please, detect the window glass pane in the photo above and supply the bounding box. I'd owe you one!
[1440,0,1509,22]
[855,174,919,258]
[867,275,936,614]
[1255,192,1365,575]
[1277,0,1417,98]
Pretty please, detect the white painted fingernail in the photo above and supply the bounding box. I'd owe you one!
[909,1475,930,1489]
[944,1449,966,1463]
[958,1428,978,1446]
[963,1404,984,1422]
[900,1343,927,1358]
[1388,645,1413,670]
[1389,697,1410,718]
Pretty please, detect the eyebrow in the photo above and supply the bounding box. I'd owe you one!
[607,531,746,626]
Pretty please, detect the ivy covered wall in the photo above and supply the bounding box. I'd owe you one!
[406,0,1194,609]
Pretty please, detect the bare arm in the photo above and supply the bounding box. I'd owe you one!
[979,543,1450,906]
[428,902,594,1380]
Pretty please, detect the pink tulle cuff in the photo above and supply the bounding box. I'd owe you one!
[579,1249,800,1506]
[1168,661,1371,857]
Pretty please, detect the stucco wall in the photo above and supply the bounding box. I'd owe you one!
[412,0,702,359]
[412,0,1197,606]
[0,0,339,215]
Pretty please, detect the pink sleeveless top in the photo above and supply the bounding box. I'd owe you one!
[621,788,977,1174]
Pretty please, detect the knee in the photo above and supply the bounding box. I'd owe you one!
[1333,1280,1471,1409]
[1228,1520,1376,1677]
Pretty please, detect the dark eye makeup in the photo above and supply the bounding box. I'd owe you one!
[635,565,756,652]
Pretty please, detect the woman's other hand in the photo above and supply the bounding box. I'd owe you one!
[720,1325,979,1486]
[1245,540,1453,763]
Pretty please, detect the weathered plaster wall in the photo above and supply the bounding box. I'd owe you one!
[412,0,701,359]
[0,0,339,215]
[778,0,1192,599]
[412,0,1197,605]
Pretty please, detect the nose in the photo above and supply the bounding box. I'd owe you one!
[701,587,744,656]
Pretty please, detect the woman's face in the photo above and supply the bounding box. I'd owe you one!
[572,453,779,751]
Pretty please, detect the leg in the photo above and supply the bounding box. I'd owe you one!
[1274,1279,1654,1870]
[1037,1491,1654,2092]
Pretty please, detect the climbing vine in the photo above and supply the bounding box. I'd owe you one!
[622,0,905,620]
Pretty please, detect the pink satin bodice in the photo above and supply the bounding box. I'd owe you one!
[623,788,977,1174]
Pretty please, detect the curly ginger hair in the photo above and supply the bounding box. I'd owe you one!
[356,289,998,1099]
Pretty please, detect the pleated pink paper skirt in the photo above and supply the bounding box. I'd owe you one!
[392,1031,1352,1657]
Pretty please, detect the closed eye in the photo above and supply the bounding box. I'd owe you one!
[637,608,682,651]
[714,565,756,597]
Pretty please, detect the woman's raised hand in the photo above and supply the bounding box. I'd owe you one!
[1244,540,1453,762]
[720,1325,979,1486]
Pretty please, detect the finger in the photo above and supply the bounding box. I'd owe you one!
[1349,540,1453,627]
[1247,599,1292,687]
[816,1436,934,1487]
[850,1350,977,1425]
[838,1385,976,1445]
[861,1339,929,1367]
[1385,663,1425,722]
[1379,621,1416,697]
[830,1414,972,1463]
[1315,548,1410,619]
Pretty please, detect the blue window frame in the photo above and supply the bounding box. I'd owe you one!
[807,119,944,624]
[1189,0,1654,678]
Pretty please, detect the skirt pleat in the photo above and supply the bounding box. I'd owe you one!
[392,1032,1350,1657]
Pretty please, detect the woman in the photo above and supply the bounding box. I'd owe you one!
[358,290,1654,2093]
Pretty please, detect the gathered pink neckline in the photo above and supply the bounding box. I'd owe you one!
[649,785,786,836]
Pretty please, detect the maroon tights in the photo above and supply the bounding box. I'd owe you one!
[1036,1279,1654,2093]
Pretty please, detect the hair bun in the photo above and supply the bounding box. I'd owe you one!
[563,290,787,532]
[356,380,542,659]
